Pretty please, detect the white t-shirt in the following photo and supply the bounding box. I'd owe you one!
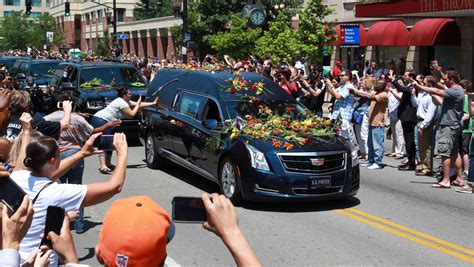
[10,170,88,267]
[94,97,130,121]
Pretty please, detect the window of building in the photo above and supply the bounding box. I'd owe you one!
[30,12,42,18]
[117,8,125,22]
[31,0,41,7]
[85,13,90,25]
[4,0,20,5]
[97,9,103,23]
[3,11,15,17]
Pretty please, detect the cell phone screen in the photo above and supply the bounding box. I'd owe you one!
[57,102,63,109]
[41,206,65,248]
[0,176,27,213]
[94,134,115,151]
[172,197,207,223]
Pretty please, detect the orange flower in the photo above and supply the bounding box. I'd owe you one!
[284,142,294,150]
[272,139,281,148]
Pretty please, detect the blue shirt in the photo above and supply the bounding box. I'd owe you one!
[331,83,355,121]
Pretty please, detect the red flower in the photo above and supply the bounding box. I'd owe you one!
[249,85,256,91]
[304,138,311,145]
[229,88,236,94]
[273,130,279,135]
[245,115,254,121]
[287,107,295,111]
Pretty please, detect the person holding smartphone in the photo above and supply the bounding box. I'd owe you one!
[91,86,158,174]
[10,113,130,266]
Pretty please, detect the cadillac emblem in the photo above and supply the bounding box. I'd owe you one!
[310,158,325,166]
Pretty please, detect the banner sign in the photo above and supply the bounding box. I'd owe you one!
[340,24,361,47]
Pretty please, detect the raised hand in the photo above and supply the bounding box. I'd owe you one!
[112,133,128,156]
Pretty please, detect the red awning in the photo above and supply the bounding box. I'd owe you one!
[409,18,460,46]
[365,20,410,46]
[332,24,366,46]
[355,0,474,18]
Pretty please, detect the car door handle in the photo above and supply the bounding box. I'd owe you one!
[170,119,176,124]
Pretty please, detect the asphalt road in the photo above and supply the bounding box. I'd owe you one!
[73,139,474,266]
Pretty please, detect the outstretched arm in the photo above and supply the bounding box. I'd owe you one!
[81,133,128,207]
[201,193,262,267]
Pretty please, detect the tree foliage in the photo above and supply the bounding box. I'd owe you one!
[254,11,304,64]
[0,12,31,50]
[206,15,261,60]
[29,14,65,50]
[0,12,64,50]
[133,0,174,21]
[296,0,336,63]
[96,28,113,57]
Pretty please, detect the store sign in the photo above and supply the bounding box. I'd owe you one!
[420,0,473,12]
[341,24,360,47]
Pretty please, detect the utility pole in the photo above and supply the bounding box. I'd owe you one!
[182,0,188,64]
[113,0,117,51]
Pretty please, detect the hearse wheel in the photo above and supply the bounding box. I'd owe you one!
[145,132,164,169]
[219,157,243,204]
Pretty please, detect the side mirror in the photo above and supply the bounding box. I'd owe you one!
[202,119,218,130]
[15,73,26,80]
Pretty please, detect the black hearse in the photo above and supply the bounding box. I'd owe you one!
[140,69,359,203]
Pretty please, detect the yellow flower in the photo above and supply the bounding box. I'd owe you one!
[229,127,240,140]
[324,120,332,126]
[302,119,313,127]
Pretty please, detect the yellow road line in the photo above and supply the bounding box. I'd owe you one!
[347,208,474,256]
[334,209,474,264]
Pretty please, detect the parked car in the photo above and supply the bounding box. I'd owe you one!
[140,69,360,203]
[49,61,147,133]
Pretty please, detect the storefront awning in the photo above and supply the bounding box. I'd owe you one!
[355,0,474,18]
[365,20,410,46]
[332,24,366,46]
[409,18,461,46]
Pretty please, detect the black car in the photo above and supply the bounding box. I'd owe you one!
[11,59,61,87]
[49,61,147,133]
[0,56,29,71]
[140,69,360,203]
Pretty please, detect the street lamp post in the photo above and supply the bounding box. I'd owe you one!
[173,0,188,64]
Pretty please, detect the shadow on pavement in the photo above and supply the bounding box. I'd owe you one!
[78,247,96,262]
[157,160,220,194]
[241,197,361,213]
[127,163,148,169]
[72,217,103,234]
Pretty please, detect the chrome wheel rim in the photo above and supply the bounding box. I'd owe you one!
[146,135,154,163]
[221,162,236,198]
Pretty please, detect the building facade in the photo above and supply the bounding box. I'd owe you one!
[46,0,181,60]
[0,0,49,18]
[326,0,474,81]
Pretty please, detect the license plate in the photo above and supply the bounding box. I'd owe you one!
[310,177,331,188]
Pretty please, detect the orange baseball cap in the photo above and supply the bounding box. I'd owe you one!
[98,196,170,267]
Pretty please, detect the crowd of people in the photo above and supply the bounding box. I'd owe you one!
[0,90,261,266]
[0,48,473,266]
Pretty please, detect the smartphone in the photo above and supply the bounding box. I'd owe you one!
[0,176,27,214]
[172,197,207,223]
[93,134,115,151]
[57,101,63,109]
[41,206,65,248]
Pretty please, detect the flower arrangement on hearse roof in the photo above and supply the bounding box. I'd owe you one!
[209,70,338,151]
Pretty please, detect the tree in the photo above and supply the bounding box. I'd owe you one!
[30,14,65,50]
[133,0,174,21]
[96,28,113,57]
[206,15,261,60]
[254,11,304,64]
[297,0,336,63]
[0,12,31,50]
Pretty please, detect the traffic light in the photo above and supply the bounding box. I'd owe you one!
[65,1,70,17]
[25,0,32,16]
